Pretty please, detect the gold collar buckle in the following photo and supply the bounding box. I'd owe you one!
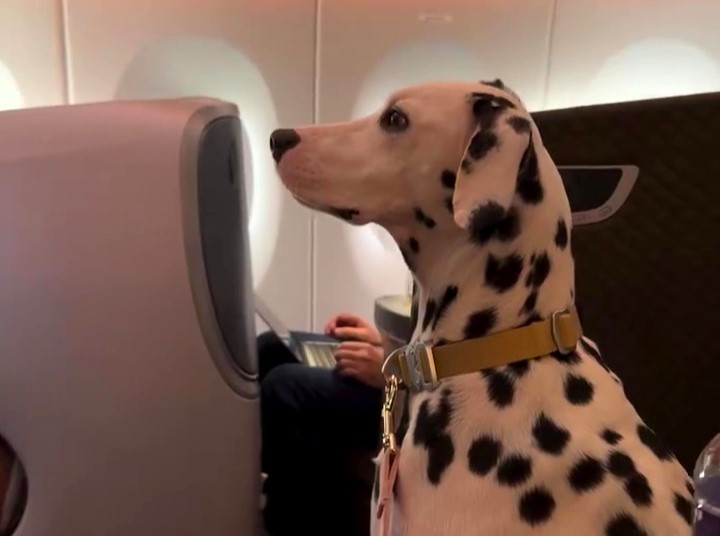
[404,341,439,392]
[551,308,576,355]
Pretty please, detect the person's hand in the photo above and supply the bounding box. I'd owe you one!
[334,341,385,389]
[324,313,382,346]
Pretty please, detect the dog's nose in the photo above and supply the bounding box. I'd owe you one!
[270,129,301,163]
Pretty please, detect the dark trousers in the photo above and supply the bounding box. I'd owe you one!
[258,331,382,535]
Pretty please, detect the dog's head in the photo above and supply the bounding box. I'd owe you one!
[270,80,564,239]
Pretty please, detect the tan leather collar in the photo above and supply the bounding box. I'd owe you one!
[382,307,583,392]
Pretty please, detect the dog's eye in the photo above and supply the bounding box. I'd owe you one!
[379,107,409,133]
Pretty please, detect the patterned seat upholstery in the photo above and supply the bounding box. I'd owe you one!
[533,93,720,472]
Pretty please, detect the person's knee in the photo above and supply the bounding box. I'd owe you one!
[257,330,298,380]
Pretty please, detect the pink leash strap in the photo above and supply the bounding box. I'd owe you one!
[376,447,399,536]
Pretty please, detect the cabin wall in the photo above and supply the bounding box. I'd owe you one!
[2,0,718,330]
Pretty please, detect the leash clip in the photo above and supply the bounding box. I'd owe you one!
[381,375,399,454]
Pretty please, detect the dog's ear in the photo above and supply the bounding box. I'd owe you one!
[452,91,532,232]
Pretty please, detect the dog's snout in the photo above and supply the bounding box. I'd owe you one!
[270,128,301,163]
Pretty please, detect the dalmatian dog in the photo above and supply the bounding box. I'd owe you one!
[270,80,694,535]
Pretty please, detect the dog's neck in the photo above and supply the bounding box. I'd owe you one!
[388,191,574,346]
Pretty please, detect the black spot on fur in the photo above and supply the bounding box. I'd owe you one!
[413,393,455,485]
[395,388,411,446]
[471,92,516,112]
[555,219,569,249]
[516,141,544,204]
[564,374,595,405]
[579,338,612,373]
[602,429,623,446]
[444,197,454,214]
[605,513,648,536]
[409,237,419,254]
[497,455,532,487]
[331,207,360,221]
[441,170,456,189]
[625,472,653,507]
[552,350,582,366]
[422,300,437,331]
[518,487,555,526]
[526,253,551,288]
[469,205,521,244]
[400,248,414,271]
[568,455,606,494]
[467,131,498,161]
[471,99,499,127]
[507,115,531,134]
[468,202,506,243]
[496,207,521,241]
[414,207,436,229]
[507,359,530,378]
[425,435,454,485]
[432,285,459,330]
[637,424,674,461]
[608,451,637,478]
[522,312,542,326]
[533,413,570,455]
[485,253,524,293]
[464,308,497,339]
[674,492,693,525]
[483,370,515,408]
[468,436,502,476]
[522,291,537,314]
[413,398,451,444]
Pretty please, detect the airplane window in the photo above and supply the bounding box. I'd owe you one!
[0,62,23,112]
[559,167,623,213]
[198,116,256,375]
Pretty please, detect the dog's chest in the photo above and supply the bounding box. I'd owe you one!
[388,339,693,535]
